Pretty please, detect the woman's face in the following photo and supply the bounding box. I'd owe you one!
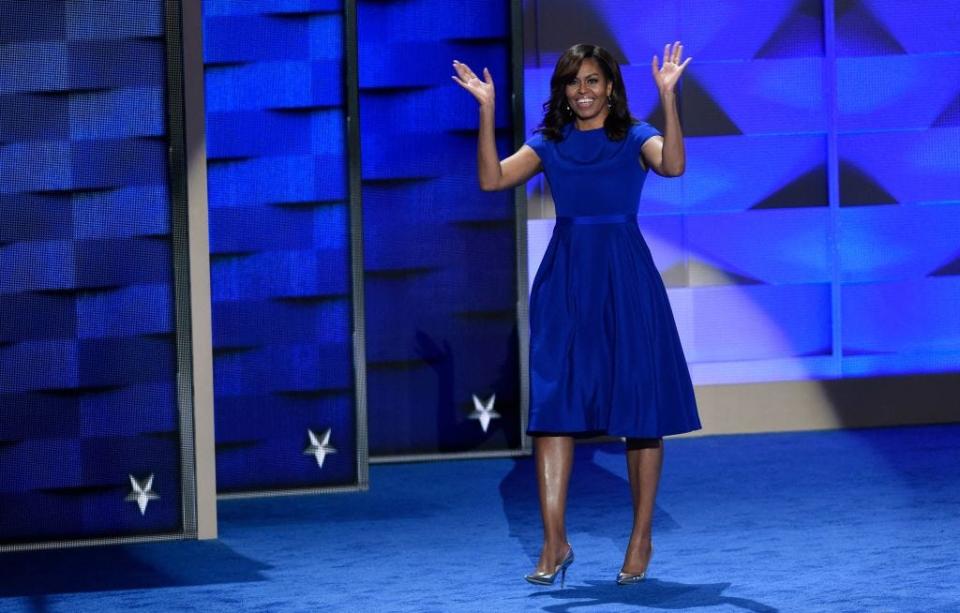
[564,58,613,123]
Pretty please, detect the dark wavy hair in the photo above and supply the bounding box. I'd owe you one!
[537,43,634,142]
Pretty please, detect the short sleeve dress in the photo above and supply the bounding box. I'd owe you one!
[525,122,701,438]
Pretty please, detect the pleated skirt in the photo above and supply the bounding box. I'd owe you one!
[528,215,701,438]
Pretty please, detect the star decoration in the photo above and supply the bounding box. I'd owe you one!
[125,474,160,516]
[469,394,500,433]
[303,427,337,468]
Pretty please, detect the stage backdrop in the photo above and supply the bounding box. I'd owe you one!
[524,0,960,388]
[358,0,525,458]
[203,0,523,480]
[202,0,366,494]
[0,1,202,548]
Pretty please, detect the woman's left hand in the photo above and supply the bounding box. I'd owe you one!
[651,41,692,94]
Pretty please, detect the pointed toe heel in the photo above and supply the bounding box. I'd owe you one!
[524,546,574,587]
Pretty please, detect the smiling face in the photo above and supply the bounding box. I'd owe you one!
[565,58,613,128]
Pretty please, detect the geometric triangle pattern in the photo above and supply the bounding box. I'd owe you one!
[677,75,742,137]
[838,160,898,207]
[752,164,828,209]
[835,0,907,57]
[931,94,960,128]
[522,0,628,66]
[755,0,825,59]
[929,253,960,277]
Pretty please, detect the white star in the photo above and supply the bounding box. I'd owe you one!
[469,394,500,433]
[303,428,337,468]
[125,474,160,516]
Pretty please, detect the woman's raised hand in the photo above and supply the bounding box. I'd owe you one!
[651,41,692,94]
[452,60,495,108]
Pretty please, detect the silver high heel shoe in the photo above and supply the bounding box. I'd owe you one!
[525,546,574,587]
[615,569,646,585]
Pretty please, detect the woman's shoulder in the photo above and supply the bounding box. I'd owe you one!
[524,131,548,158]
[629,120,661,145]
[525,131,546,147]
[526,125,570,153]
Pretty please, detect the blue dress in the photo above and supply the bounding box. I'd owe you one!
[525,122,701,438]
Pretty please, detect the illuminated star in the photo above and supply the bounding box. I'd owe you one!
[125,474,160,516]
[469,394,500,433]
[304,428,337,468]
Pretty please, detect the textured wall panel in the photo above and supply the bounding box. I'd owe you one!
[202,0,359,492]
[359,0,521,456]
[0,0,188,546]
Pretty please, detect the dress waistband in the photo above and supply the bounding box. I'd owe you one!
[555,214,636,225]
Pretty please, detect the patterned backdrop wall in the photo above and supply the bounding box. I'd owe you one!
[524,0,960,386]
[202,0,363,493]
[358,0,523,457]
[0,1,196,547]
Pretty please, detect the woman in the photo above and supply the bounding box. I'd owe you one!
[452,42,701,586]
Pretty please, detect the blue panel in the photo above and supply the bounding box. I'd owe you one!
[839,130,960,206]
[204,61,343,111]
[359,0,520,456]
[202,2,357,492]
[687,284,833,362]
[206,155,347,206]
[836,0,960,57]
[838,207,960,283]
[684,210,832,285]
[555,0,822,68]
[644,135,827,213]
[204,0,343,18]
[842,278,960,356]
[838,56,960,132]
[0,1,184,545]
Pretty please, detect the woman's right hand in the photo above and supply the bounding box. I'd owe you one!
[451,60,495,108]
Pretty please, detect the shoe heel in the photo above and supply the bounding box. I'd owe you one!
[524,545,574,587]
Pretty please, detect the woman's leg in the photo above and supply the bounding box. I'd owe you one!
[534,434,575,572]
[622,437,663,574]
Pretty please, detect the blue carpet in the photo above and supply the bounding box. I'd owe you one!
[2,425,959,612]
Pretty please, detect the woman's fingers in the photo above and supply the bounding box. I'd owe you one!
[653,42,689,68]
[452,59,476,80]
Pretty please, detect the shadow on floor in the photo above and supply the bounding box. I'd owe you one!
[0,540,269,598]
[528,579,779,612]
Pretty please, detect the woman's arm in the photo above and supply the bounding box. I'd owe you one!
[453,60,542,191]
[642,42,692,177]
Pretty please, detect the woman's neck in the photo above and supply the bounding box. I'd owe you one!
[573,111,608,132]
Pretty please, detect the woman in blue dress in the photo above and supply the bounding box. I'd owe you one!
[452,42,701,586]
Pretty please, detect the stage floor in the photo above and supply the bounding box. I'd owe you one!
[2,425,959,612]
